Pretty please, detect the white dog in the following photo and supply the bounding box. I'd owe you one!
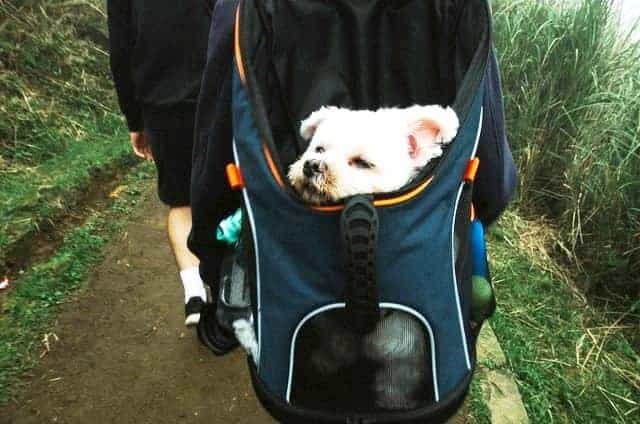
[234,104,459,410]
[288,105,459,203]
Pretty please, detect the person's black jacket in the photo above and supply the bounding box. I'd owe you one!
[188,0,518,285]
[107,0,213,130]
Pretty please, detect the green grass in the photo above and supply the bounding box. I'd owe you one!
[467,377,492,424]
[0,0,133,269]
[0,139,134,262]
[0,163,154,404]
[488,212,640,423]
[493,0,640,298]
[0,0,117,165]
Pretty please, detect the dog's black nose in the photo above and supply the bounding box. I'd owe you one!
[303,160,322,178]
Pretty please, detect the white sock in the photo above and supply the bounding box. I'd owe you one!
[179,266,207,304]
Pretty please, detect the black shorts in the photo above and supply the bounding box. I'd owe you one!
[145,127,193,207]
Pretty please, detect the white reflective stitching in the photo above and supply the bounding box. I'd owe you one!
[471,108,483,158]
[451,184,471,370]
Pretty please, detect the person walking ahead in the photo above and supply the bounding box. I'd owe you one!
[107,0,213,326]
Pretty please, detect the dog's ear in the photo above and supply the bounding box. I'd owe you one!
[407,106,459,167]
[300,106,338,140]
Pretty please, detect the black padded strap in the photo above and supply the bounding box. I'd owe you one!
[340,196,380,334]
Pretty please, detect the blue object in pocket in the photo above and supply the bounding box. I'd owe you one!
[470,219,488,278]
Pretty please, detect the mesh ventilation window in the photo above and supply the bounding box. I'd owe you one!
[290,308,435,413]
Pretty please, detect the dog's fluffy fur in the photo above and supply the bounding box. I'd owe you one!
[288,105,459,203]
[233,318,258,358]
[233,104,459,410]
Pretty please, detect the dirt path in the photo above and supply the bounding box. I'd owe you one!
[0,190,273,424]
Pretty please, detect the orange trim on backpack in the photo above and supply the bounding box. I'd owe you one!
[372,177,433,207]
[311,177,434,212]
[470,203,476,221]
[234,7,247,85]
[463,157,480,182]
[263,144,285,187]
[311,204,345,213]
[226,163,244,190]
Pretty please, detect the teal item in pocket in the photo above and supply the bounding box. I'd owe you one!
[216,208,242,246]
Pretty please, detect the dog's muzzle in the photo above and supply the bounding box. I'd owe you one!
[303,159,325,178]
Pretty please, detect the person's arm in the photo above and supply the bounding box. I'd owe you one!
[473,47,518,226]
[106,0,143,132]
[189,0,241,286]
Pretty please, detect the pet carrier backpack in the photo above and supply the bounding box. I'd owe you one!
[204,0,497,422]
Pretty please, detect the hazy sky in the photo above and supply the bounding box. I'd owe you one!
[615,0,640,39]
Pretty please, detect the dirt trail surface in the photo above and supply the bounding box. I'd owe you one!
[0,189,467,424]
[0,191,273,424]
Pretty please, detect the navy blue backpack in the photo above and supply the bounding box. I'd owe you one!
[198,0,499,422]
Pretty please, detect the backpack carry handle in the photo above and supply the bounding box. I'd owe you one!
[340,195,380,334]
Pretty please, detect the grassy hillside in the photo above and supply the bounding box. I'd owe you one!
[0,0,133,272]
[493,0,640,300]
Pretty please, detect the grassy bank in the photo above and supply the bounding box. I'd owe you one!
[489,212,639,423]
[492,0,640,299]
[0,0,133,270]
[491,2,640,420]
[0,163,154,403]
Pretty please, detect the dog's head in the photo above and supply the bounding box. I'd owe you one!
[288,105,459,204]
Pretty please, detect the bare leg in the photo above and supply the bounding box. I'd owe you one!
[167,206,206,325]
[167,206,199,271]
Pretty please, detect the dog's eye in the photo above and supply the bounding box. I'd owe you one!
[349,157,374,169]
[315,146,325,153]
